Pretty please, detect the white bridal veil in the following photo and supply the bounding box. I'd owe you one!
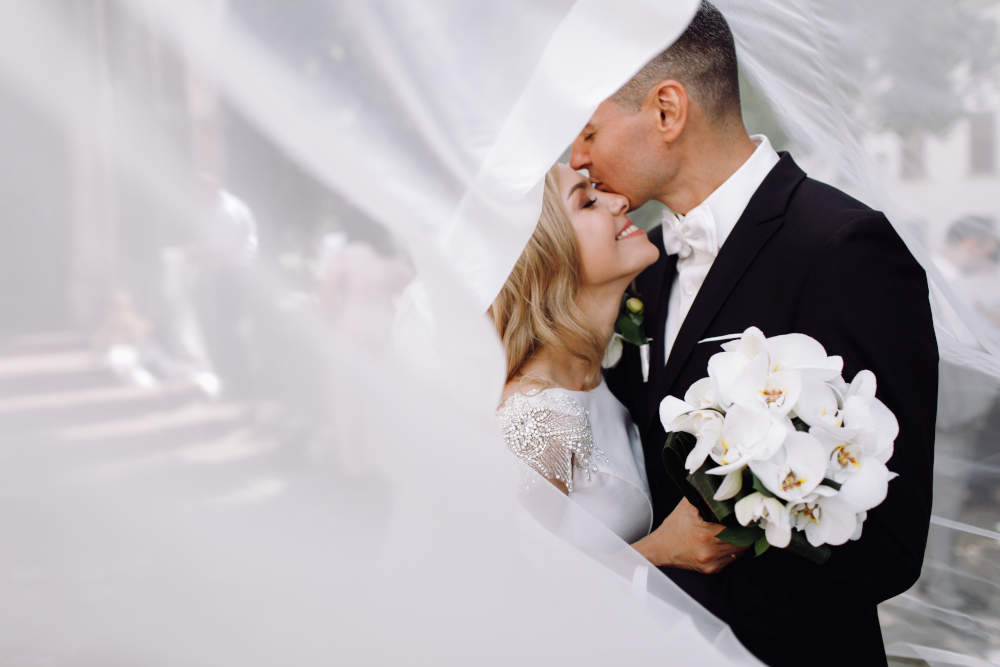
[0,0,998,665]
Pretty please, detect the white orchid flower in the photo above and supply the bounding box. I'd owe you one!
[789,496,857,547]
[705,404,788,475]
[659,395,726,473]
[794,379,843,428]
[684,377,721,411]
[708,327,770,408]
[747,431,828,502]
[766,333,843,382]
[734,492,791,548]
[812,426,897,512]
[728,353,802,417]
[808,371,898,465]
[842,377,899,463]
[678,411,726,473]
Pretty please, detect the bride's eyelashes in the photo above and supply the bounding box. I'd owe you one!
[582,196,597,210]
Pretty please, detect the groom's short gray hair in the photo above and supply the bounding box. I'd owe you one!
[612,1,741,126]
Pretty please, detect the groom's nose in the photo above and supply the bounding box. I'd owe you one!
[569,137,589,171]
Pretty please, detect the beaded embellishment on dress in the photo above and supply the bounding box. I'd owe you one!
[495,391,605,492]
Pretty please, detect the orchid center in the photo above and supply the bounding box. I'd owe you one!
[832,445,860,471]
[718,437,733,465]
[780,468,807,494]
[792,503,821,525]
[759,387,786,409]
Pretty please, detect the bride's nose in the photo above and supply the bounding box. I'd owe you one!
[608,193,629,216]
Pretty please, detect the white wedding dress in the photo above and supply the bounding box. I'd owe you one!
[496,379,653,544]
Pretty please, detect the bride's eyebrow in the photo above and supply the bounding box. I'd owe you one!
[566,181,588,201]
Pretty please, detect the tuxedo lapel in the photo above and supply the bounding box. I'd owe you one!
[654,153,807,408]
[629,226,675,388]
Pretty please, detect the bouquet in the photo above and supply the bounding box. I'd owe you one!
[660,327,899,563]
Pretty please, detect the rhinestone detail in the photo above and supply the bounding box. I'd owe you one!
[495,391,605,492]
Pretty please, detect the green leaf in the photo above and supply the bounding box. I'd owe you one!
[662,434,717,523]
[782,530,832,564]
[716,524,765,547]
[627,312,644,327]
[687,463,735,523]
[791,417,810,432]
[752,476,776,498]
[754,535,771,557]
[616,314,646,346]
[665,431,696,458]
[821,478,842,491]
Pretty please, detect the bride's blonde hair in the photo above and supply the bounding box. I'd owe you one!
[489,164,606,387]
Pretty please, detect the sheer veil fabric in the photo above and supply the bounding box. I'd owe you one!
[0,0,998,665]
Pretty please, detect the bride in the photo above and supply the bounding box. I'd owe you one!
[490,162,744,572]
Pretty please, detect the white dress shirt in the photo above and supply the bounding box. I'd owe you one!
[663,135,781,362]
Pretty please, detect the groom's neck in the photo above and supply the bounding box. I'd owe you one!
[657,127,757,216]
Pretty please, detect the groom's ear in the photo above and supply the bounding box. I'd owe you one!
[650,80,687,143]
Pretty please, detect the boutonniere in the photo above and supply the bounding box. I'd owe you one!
[602,293,652,382]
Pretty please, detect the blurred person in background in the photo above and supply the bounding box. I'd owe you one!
[160,174,259,399]
[192,173,259,399]
[923,215,1000,610]
[316,221,412,356]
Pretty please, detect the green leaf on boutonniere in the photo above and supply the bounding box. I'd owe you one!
[614,293,650,347]
[616,313,646,346]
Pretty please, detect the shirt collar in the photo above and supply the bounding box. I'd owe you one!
[670,135,780,249]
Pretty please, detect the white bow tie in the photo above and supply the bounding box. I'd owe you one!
[662,206,718,260]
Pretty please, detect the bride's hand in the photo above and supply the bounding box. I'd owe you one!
[632,498,748,573]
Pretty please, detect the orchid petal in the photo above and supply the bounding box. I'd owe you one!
[735,492,764,526]
[795,380,842,428]
[838,456,893,512]
[713,468,744,501]
[660,396,695,431]
[845,370,877,401]
[684,377,719,410]
[850,511,867,541]
[765,515,792,548]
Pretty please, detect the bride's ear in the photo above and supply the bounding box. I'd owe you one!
[650,80,687,143]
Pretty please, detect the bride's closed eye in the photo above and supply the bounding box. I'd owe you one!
[582,197,597,209]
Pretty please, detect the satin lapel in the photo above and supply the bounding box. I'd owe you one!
[656,153,807,403]
[632,225,674,387]
[648,257,677,381]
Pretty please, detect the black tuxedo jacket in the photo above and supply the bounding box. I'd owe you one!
[605,153,937,667]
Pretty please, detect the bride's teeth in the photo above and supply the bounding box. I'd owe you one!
[616,224,638,241]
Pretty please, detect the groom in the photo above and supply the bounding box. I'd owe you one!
[583,3,937,666]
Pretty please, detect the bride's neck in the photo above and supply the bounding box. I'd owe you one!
[517,283,621,392]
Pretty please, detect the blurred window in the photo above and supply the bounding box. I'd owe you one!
[901,134,926,181]
[970,112,996,175]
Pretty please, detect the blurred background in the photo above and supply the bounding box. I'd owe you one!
[1,0,1000,663]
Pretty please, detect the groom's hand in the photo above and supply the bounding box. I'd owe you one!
[633,498,748,573]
